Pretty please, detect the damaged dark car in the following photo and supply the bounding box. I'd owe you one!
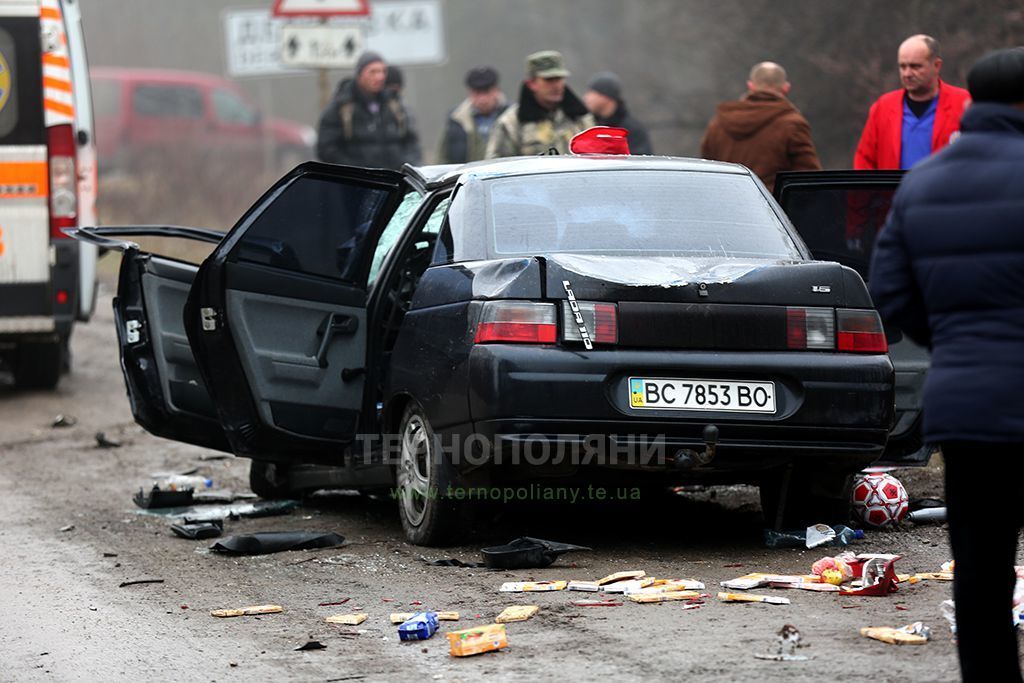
[73,156,923,545]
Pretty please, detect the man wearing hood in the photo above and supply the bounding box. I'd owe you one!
[868,47,1024,682]
[485,50,594,158]
[316,51,421,169]
[700,61,821,191]
[583,71,653,155]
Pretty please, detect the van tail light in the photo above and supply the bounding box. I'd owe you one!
[562,301,618,345]
[837,308,888,353]
[786,307,835,349]
[47,124,78,239]
[475,301,557,344]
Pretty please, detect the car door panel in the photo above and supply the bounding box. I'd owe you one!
[185,162,406,464]
[68,226,230,452]
[773,170,931,464]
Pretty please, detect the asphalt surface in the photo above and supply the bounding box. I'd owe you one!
[0,273,990,682]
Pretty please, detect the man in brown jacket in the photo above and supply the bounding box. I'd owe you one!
[700,62,821,191]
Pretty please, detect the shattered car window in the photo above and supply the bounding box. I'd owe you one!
[486,170,800,259]
[368,190,425,287]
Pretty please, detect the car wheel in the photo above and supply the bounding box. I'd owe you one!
[396,404,465,546]
[760,465,854,530]
[13,340,62,390]
[249,460,292,499]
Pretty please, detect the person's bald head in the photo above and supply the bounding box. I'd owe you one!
[747,62,790,96]
[898,34,943,100]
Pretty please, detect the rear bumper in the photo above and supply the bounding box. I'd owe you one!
[466,345,893,468]
[0,240,78,340]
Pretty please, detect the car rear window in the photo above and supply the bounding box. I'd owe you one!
[132,84,203,119]
[0,18,44,144]
[485,170,801,259]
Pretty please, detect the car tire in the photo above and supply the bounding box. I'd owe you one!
[395,404,467,546]
[760,465,855,530]
[13,340,62,390]
[249,460,292,499]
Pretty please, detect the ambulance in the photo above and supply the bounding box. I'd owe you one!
[0,0,97,388]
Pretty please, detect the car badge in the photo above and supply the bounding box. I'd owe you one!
[812,285,831,293]
[562,280,593,350]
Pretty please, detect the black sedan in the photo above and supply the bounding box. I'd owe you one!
[73,156,923,545]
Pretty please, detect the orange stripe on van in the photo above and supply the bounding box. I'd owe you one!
[43,77,73,93]
[44,99,74,117]
[40,7,61,20]
[0,162,49,199]
[42,54,69,68]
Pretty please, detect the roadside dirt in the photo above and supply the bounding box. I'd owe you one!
[0,272,996,682]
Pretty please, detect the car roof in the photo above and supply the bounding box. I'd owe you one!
[90,67,234,89]
[404,155,752,190]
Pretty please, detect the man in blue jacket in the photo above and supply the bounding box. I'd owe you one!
[869,47,1024,682]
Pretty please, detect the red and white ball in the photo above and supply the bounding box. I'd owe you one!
[852,473,909,527]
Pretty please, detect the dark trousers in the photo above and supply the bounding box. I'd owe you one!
[943,442,1024,682]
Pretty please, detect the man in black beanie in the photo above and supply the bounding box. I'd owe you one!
[316,51,421,169]
[583,71,653,155]
[869,46,1024,682]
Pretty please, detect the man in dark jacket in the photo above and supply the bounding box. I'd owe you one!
[582,71,653,155]
[438,66,508,164]
[700,61,821,191]
[316,51,421,169]
[868,47,1024,683]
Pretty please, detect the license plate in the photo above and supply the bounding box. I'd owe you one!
[629,377,776,414]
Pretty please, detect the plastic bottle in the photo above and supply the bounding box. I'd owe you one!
[764,524,864,549]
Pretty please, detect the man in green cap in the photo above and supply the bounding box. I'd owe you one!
[485,50,594,158]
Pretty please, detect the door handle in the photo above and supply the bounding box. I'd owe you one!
[315,312,358,368]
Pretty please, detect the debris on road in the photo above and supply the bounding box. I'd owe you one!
[597,570,645,585]
[59,524,75,532]
[118,578,164,588]
[398,612,440,641]
[211,604,283,618]
[419,556,485,568]
[391,612,459,624]
[718,592,791,605]
[628,591,703,604]
[754,624,809,661]
[500,580,567,592]
[495,605,539,623]
[325,613,368,625]
[721,573,812,590]
[134,499,300,521]
[907,507,947,524]
[446,623,509,657]
[94,431,121,448]
[480,537,591,569]
[170,520,223,540]
[319,598,351,607]
[764,524,864,549]
[51,414,77,428]
[571,599,622,607]
[840,555,901,596]
[295,641,327,651]
[860,622,930,645]
[133,486,194,509]
[567,580,600,592]
[210,531,346,556]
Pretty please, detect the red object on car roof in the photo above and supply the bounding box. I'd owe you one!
[570,126,631,155]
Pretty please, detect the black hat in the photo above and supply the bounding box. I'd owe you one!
[355,50,385,76]
[386,65,404,88]
[967,47,1024,104]
[465,66,499,91]
[587,71,623,102]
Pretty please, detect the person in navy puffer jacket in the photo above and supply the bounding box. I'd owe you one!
[869,46,1024,683]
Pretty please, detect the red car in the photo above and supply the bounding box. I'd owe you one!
[90,67,315,178]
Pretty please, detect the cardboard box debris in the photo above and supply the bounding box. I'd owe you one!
[325,613,369,625]
[567,580,600,592]
[496,605,539,623]
[500,581,567,592]
[210,604,283,618]
[597,570,645,585]
[601,578,654,594]
[721,574,813,590]
[447,623,509,657]
[717,592,791,605]
[390,611,459,624]
[627,591,702,604]
[860,624,930,645]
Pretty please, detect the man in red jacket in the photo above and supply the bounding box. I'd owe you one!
[854,35,970,169]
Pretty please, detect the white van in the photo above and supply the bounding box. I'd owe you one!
[0,0,97,388]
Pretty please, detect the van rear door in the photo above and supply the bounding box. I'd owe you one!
[0,3,51,324]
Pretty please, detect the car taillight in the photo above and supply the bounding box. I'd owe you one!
[47,124,77,239]
[562,301,618,345]
[475,301,557,344]
[786,307,835,349]
[837,308,888,353]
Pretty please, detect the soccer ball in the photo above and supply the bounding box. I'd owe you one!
[852,473,909,527]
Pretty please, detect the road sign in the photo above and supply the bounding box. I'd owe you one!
[273,0,370,17]
[223,8,301,77]
[362,0,445,66]
[280,24,366,69]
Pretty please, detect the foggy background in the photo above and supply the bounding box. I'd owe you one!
[81,0,1023,228]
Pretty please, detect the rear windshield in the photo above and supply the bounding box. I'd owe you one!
[0,18,44,144]
[485,170,801,259]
